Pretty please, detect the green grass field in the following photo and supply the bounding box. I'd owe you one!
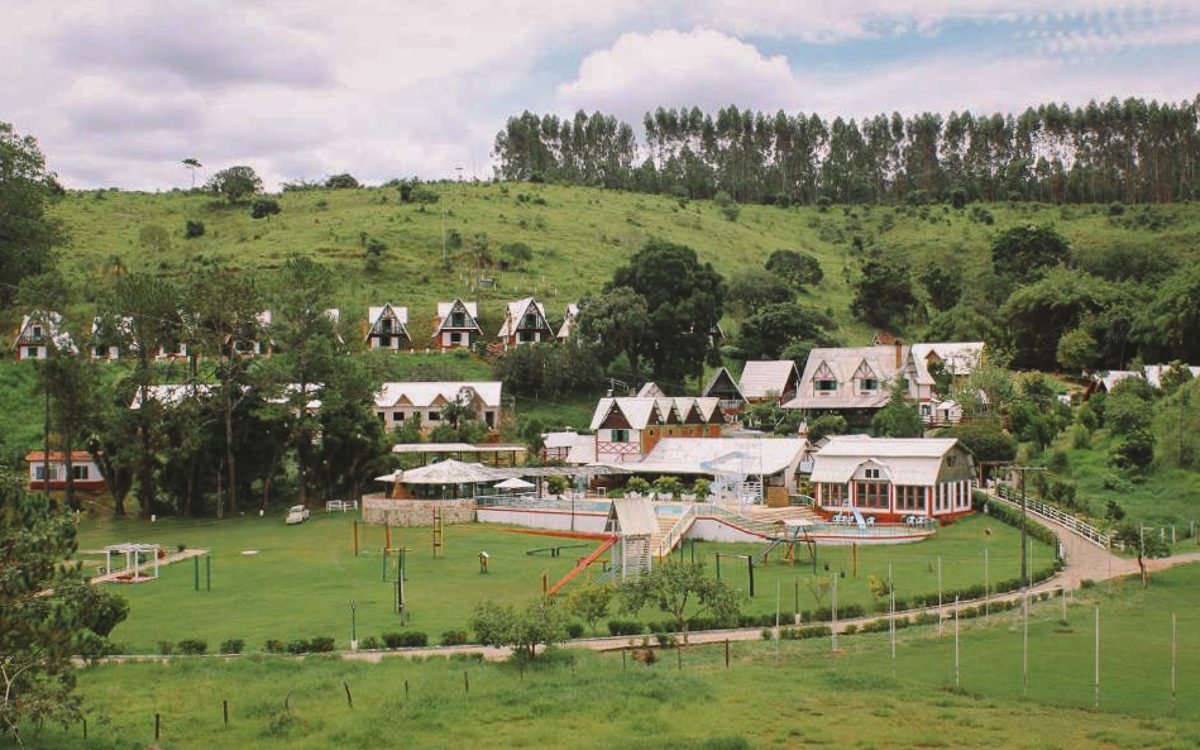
[22,563,1200,749]
[38,185,1200,345]
[74,512,1050,653]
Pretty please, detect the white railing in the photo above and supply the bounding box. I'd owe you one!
[992,485,1112,549]
[655,505,697,558]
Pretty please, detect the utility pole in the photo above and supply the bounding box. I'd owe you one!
[1008,465,1046,589]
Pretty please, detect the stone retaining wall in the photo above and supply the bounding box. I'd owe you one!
[361,495,476,526]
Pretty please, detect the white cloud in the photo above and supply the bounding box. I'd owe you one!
[0,0,1196,190]
[557,29,803,122]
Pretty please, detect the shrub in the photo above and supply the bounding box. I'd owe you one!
[842,623,858,634]
[219,639,244,655]
[308,636,335,653]
[915,612,940,626]
[264,639,285,653]
[565,623,584,639]
[382,632,404,649]
[286,639,310,655]
[1081,579,1096,589]
[607,620,644,636]
[359,636,381,650]
[184,220,205,238]
[157,640,173,656]
[441,630,469,646]
[779,625,831,640]
[398,631,428,648]
[176,639,207,655]
[654,632,678,648]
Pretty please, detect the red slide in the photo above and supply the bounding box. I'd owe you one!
[547,536,617,596]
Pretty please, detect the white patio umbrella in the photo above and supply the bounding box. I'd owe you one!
[494,477,535,491]
[374,470,404,483]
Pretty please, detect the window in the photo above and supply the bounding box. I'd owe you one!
[379,336,392,348]
[947,454,957,467]
[392,412,403,422]
[31,325,43,339]
[860,378,878,391]
[896,485,927,511]
[94,346,107,357]
[428,411,440,422]
[523,314,538,328]
[451,313,465,327]
[820,483,847,504]
[376,412,385,422]
[25,347,37,358]
[72,465,89,480]
[381,319,393,333]
[815,379,837,392]
[854,481,890,509]
[518,330,535,343]
[450,332,462,344]
[610,429,630,443]
[485,411,495,428]
[864,468,880,479]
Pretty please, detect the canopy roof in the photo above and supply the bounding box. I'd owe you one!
[393,459,508,485]
[494,477,535,490]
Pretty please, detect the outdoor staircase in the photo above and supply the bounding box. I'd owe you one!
[650,516,680,558]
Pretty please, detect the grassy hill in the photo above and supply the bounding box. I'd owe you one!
[41,184,1200,346]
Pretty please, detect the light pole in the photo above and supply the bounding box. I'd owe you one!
[349,601,358,651]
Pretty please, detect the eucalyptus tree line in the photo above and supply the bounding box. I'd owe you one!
[494,96,1200,205]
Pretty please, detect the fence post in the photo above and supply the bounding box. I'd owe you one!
[223,699,229,727]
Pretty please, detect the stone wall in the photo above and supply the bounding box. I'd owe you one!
[361,495,476,526]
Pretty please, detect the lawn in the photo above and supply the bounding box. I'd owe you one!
[38,184,1200,350]
[21,563,1200,749]
[75,511,1052,653]
[1043,427,1200,532]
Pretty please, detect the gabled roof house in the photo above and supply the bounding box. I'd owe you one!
[432,299,482,351]
[366,304,412,351]
[497,297,552,348]
[13,311,76,361]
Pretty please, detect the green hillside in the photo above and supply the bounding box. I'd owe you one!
[41,184,1200,345]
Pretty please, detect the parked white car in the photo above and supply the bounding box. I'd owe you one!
[285,505,310,525]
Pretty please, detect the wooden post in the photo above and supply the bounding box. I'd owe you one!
[194,555,200,591]
[1094,605,1100,709]
[404,679,409,700]
[353,521,359,557]
[223,699,229,727]
[463,670,470,694]
[155,713,161,740]
[206,556,211,591]
[386,524,392,551]
[725,639,730,668]
[82,717,87,740]
[622,648,627,671]
[343,682,353,708]
[1172,612,1177,713]
[852,543,858,578]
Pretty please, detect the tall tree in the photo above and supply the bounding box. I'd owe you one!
[187,268,263,519]
[851,250,919,329]
[0,472,127,739]
[608,240,724,386]
[0,122,63,308]
[102,274,181,518]
[272,255,338,507]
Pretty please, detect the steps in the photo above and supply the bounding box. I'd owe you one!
[650,516,679,557]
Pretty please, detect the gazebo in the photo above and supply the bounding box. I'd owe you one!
[103,543,162,582]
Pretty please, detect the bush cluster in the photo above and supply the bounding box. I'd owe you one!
[382,631,428,648]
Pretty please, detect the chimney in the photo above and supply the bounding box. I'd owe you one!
[895,340,903,369]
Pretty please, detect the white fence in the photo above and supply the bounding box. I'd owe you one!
[992,485,1113,549]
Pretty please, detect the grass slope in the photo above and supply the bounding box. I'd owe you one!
[75,512,1048,653]
[42,185,1200,345]
[23,563,1200,749]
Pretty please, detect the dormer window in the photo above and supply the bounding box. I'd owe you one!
[860,378,878,391]
[451,312,465,327]
[816,379,837,392]
[381,318,393,333]
[31,325,43,340]
[864,468,880,479]
[523,314,537,329]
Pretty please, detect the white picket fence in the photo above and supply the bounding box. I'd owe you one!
[992,485,1114,549]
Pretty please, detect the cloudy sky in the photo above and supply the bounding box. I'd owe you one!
[2,0,1198,190]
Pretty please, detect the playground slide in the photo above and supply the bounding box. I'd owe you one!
[546,536,617,597]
